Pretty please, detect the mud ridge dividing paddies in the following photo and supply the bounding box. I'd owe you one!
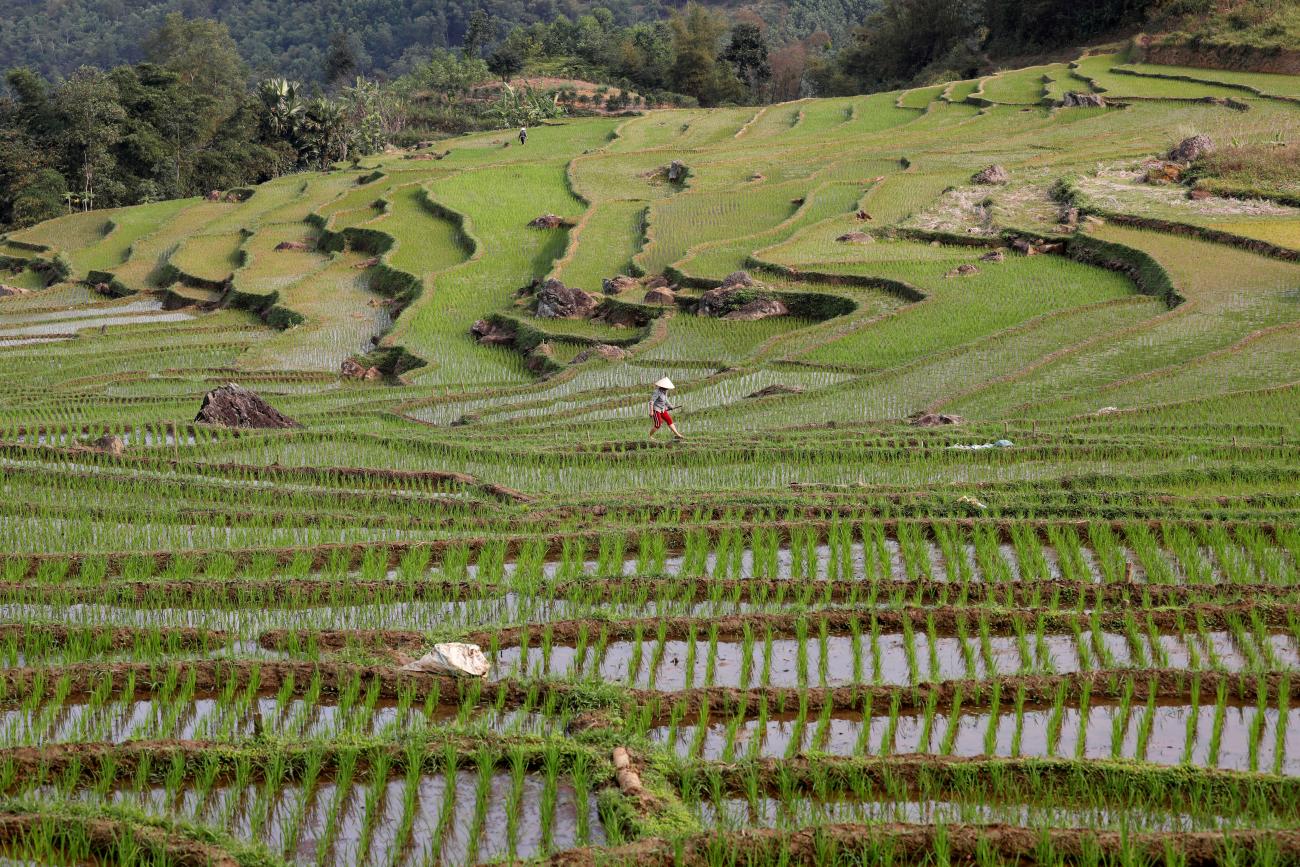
[2,47,1300,866]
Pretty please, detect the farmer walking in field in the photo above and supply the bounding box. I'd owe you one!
[519,126,528,145]
[649,377,685,440]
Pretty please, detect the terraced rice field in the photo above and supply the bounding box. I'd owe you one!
[0,51,1298,866]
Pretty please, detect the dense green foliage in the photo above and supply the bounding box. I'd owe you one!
[0,4,801,229]
[0,0,876,84]
[1153,0,1300,49]
[815,0,1298,92]
[0,15,409,231]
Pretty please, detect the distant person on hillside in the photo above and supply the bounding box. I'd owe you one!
[519,126,528,145]
[649,377,685,440]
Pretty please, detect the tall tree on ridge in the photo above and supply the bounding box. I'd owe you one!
[464,9,494,58]
[722,22,772,101]
[325,31,360,89]
[142,13,246,125]
[53,67,126,210]
[669,3,744,106]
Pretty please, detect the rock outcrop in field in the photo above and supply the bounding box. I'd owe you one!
[535,279,597,319]
[1060,91,1106,107]
[972,165,1010,185]
[194,384,300,429]
[1169,134,1215,163]
[470,318,515,345]
[571,343,630,363]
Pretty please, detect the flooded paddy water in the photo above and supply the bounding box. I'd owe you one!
[31,767,604,866]
[489,628,1298,689]
[471,538,1296,586]
[654,702,1300,774]
[695,795,1255,833]
[0,695,551,746]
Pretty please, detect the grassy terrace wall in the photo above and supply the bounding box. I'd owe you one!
[1056,176,1300,264]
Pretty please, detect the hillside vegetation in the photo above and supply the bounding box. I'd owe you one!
[0,0,874,83]
[0,50,1299,866]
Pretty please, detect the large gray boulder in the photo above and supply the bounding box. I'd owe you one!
[643,285,676,306]
[697,285,788,321]
[527,214,570,229]
[195,384,300,429]
[972,164,1010,185]
[1060,91,1105,108]
[470,319,515,345]
[535,278,597,319]
[525,341,556,374]
[836,231,874,244]
[724,296,788,320]
[746,384,804,399]
[1169,134,1214,163]
[602,275,639,295]
[571,343,631,364]
[91,434,125,456]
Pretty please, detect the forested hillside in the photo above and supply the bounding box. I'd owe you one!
[0,0,873,83]
[817,0,1298,92]
[3,0,1294,233]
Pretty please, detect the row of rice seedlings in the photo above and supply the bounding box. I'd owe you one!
[0,669,569,747]
[601,821,1300,867]
[7,514,1289,590]
[0,454,489,555]
[4,446,486,520]
[648,675,1299,775]
[6,421,211,449]
[0,626,226,668]
[11,558,1300,662]
[484,611,1300,691]
[8,556,1290,643]
[3,518,1293,587]
[11,741,604,865]
[0,811,222,865]
[678,752,1300,834]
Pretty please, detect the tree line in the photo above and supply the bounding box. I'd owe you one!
[0,15,402,230]
[0,0,873,85]
[817,0,1169,93]
[0,3,800,230]
[0,0,1202,231]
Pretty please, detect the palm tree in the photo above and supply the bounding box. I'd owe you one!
[258,78,305,141]
[302,98,349,170]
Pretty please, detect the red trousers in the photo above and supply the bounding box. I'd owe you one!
[651,410,674,430]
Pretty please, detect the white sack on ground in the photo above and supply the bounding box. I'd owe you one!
[400,642,490,677]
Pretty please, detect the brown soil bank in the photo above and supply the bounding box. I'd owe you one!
[685,754,1300,804]
[0,624,225,650]
[1136,38,1300,76]
[0,734,608,790]
[257,599,1300,658]
[0,660,1283,725]
[1,514,1288,580]
[3,574,1282,610]
[545,823,1300,867]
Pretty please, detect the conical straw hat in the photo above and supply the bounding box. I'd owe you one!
[655,377,675,390]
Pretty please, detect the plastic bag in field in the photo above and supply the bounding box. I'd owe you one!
[947,440,1014,451]
[400,642,490,678]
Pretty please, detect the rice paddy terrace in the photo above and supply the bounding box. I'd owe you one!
[0,50,1299,866]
